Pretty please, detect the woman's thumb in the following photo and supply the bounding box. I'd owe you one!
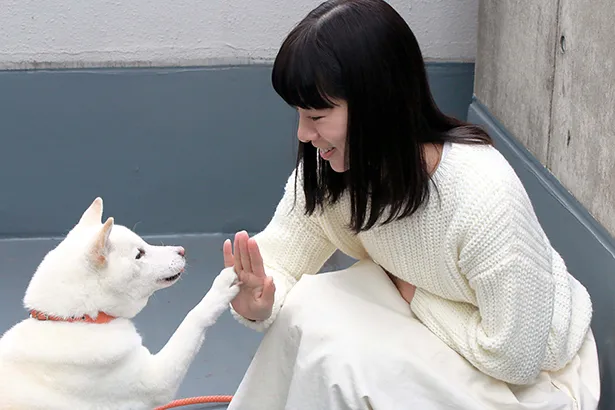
[263,276,276,303]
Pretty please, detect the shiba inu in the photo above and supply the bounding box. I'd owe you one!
[0,197,240,410]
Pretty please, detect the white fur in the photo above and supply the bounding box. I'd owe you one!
[0,197,240,410]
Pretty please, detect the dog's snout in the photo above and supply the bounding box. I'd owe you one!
[177,247,185,257]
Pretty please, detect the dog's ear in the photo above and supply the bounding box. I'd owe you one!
[90,217,114,267]
[79,197,104,226]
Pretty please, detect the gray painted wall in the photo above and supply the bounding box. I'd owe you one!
[469,99,615,410]
[0,63,475,238]
[474,0,615,238]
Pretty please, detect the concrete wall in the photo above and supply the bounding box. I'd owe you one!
[474,1,615,406]
[474,0,615,238]
[0,0,479,70]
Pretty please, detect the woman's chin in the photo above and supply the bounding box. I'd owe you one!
[328,160,347,173]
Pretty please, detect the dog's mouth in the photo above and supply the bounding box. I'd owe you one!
[159,269,184,283]
[163,272,181,282]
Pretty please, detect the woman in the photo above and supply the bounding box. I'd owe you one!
[223,0,600,408]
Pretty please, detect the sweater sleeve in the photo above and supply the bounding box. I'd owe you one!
[410,178,557,385]
[230,169,338,331]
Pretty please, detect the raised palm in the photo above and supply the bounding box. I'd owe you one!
[224,231,275,321]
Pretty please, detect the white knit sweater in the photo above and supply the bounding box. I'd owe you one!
[230,142,593,385]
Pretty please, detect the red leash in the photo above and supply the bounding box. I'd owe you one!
[154,395,233,409]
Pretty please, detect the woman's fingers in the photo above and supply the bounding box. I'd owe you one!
[226,231,269,299]
[233,233,243,273]
[247,238,266,278]
[238,231,252,273]
[223,239,234,269]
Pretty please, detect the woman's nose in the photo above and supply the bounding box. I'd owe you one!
[297,117,318,143]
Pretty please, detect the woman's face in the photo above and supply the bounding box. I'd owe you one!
[296,100,348,172]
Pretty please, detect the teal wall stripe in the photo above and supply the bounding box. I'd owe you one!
[0,63,475,238]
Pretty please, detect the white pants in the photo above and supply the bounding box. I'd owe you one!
[228,260,601,410]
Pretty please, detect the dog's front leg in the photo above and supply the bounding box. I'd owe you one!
[139,267,240,401]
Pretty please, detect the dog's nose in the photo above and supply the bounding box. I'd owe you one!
[177,247,185,257]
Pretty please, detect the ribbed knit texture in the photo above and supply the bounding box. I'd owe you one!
[230,142,593,385]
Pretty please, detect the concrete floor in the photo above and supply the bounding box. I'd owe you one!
[0,234,270,409]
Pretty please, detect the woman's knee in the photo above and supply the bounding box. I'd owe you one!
[276,275,340,331]
[277,264,413,334]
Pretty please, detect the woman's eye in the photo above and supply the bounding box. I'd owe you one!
[310,116,324,121]
[135,248,145,259]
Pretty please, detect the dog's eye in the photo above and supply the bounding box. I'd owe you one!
[135,248,145,259]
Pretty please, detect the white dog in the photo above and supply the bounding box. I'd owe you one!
[0,197,240,410]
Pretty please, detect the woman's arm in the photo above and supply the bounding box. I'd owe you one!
[410,178,566,385]
[230,169,338,331]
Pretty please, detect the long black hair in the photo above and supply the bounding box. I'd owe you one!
[272,0,492,233]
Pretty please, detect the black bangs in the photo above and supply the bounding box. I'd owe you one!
[271,25,344,110]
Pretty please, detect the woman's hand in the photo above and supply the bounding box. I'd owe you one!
[386,271,417,304]
[224,231,276,322]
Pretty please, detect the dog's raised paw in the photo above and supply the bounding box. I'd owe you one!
[200,267,241,317]
[210,267,241,299]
